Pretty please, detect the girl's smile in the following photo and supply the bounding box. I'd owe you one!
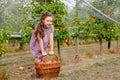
[43,17,53,28]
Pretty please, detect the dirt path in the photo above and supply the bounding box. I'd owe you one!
[0,41,120,80]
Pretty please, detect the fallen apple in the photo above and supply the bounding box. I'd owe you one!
[27,66,31,69]
[19,66,24,71]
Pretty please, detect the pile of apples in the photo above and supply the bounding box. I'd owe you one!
[41,60,52,64]
[64,39,72,45]
[35,59,57,65]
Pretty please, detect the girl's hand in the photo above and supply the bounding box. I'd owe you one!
[36,55,42,59]
[35,58,40,62]
[42,52,47,56]
[48,51,54,55]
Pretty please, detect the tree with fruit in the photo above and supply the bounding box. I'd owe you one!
[29,0,68,40]
[70,17,85,54]
[104,21,116,49]
[114,23,120,51]
[87,15,106,54]
[71,0,83,54]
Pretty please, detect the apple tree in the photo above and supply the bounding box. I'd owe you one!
[114,23,120,51]
[70,17,85,54]
[87,15,106,54]
[104,21,116,49]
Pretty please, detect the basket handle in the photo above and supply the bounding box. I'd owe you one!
[38,54,60,61]
[47,53,60,61]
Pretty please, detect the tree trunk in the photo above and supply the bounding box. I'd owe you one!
[74,0,79,55]
[75,37,79,54]
[116,38,119,52]
[99,38,103,54]
[108,40,111,49]
[19,43,24,50]
[57,39,60,57]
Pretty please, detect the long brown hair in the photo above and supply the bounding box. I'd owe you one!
[35,12,54,38]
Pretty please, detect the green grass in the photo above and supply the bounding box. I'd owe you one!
[90,56,120,68]
[50,56,120,80]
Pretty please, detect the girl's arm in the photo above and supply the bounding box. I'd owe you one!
[49,32,54,54]
[37,33,47,56]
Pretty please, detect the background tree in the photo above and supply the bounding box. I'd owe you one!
[113,23,120,51]
[86,15,106,54]
[104,21,116,49]
[0,26,13,57]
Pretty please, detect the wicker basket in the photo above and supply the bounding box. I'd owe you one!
[35,54,60,78]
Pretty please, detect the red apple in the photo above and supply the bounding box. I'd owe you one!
[35,59,40,65]
[73,21,78,25]
[27,66,31,69]
[64,39,68,43]
[67,40,72,45]
[93,16,97,19]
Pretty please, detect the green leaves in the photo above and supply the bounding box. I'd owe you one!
[19,26,32,49]
[0,26,13,57]
[86,15,117,42]
[0,26,13,44]
[54,28,71,44]
[30,0,67,27]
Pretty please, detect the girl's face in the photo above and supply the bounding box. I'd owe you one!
[43,16,53,28]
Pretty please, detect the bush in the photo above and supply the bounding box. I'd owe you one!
[0,26,13,57]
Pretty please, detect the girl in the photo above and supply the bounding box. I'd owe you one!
[30,12,54,60]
